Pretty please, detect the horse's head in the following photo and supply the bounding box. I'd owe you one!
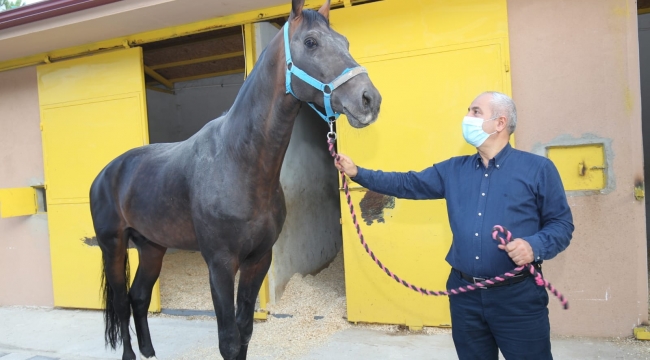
[285,0,381,128]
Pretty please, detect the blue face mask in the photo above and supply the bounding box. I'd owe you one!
[462,116,496,147]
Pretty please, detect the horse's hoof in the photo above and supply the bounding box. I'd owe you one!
[141,353,158,360]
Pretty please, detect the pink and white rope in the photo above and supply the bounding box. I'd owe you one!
[328,137,568,309]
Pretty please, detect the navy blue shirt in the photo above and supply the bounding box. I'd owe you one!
[352,143,574,278]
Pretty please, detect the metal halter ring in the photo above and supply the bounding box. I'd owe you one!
[327,131,337,141]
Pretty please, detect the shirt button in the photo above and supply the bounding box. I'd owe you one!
[482,193,486,196]
[485,174,489,177]
[496,164,500,168]
[478,213,482,216]
[475,256,480,260]
[475,233,479,237]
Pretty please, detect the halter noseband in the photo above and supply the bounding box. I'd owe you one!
[283,23,368,123]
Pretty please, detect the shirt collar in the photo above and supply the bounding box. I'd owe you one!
[474,142,513,170]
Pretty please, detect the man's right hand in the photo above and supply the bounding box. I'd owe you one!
[334,154,359,178]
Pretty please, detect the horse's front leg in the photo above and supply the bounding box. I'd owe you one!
[203,250,240,360]
[235,251,273,360]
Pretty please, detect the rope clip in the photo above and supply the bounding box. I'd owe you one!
[327,121,337,141]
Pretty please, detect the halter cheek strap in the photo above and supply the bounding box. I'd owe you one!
[283,23,368,122]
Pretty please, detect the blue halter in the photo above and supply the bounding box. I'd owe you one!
[284,23,368,123]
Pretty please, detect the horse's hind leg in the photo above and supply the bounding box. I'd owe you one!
[235,251,272,360]
[129,231,167,360]
[98,229,136,360]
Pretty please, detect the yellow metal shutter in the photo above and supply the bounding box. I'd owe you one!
[331,0,512,327]
[38,47,159,310]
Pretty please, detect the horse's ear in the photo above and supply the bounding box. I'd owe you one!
[318,0,331,20]
[291,0,304,20]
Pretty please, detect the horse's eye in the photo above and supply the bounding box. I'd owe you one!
[304,38,318,49]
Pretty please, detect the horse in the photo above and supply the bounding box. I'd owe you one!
[88,0,382,359]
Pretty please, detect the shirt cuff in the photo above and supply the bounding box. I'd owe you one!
[524,235,544,262]
[351,167,369,182]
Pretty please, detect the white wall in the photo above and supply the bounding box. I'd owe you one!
[146,73,244,143]
[272,107,343,302]
[146,88,177,143]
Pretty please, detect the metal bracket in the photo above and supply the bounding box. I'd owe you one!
[635,327,650,340]
[635,184,645,201]
[339,186,366,191]
[0,187,38,218]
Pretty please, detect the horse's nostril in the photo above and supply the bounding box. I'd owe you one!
[362,91,372,108]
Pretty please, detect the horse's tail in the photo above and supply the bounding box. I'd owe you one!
[100,249,130,349]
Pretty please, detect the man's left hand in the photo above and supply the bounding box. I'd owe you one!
[498,238,534,266]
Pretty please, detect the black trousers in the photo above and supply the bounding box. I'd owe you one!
[447,268,552,360]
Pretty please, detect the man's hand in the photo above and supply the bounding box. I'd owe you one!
[498,238,534,266]
[334,154,359,178]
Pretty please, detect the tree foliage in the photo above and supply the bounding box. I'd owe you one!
[0,0,27,11]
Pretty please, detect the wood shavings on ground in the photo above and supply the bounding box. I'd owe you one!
[165,250,450,360]
[158,250,215,311]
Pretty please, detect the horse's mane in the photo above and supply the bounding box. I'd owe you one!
[301,9,330,28]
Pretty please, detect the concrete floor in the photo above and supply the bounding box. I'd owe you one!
[1,307,649,360]
[302,329,647,360]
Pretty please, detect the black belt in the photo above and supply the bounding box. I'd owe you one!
[456,263,542,288]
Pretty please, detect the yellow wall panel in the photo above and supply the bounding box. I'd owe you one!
[330,0,509,61]
[547,144,606,191]
[37,49,146,106]
[48,204,160,311]
[331,0,510,327]
[0,187,37,218]
[41,95,146,204]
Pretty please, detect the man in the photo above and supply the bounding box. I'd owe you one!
[334,91,574,360]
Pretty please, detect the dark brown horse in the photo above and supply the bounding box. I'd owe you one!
[89,1,381,359]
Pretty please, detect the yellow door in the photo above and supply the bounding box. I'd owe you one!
[38,47,160,311]
[331,0,511,327]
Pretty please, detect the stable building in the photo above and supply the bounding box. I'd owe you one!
[0,0,647,338]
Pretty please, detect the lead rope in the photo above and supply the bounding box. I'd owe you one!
[327,135,569,309]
